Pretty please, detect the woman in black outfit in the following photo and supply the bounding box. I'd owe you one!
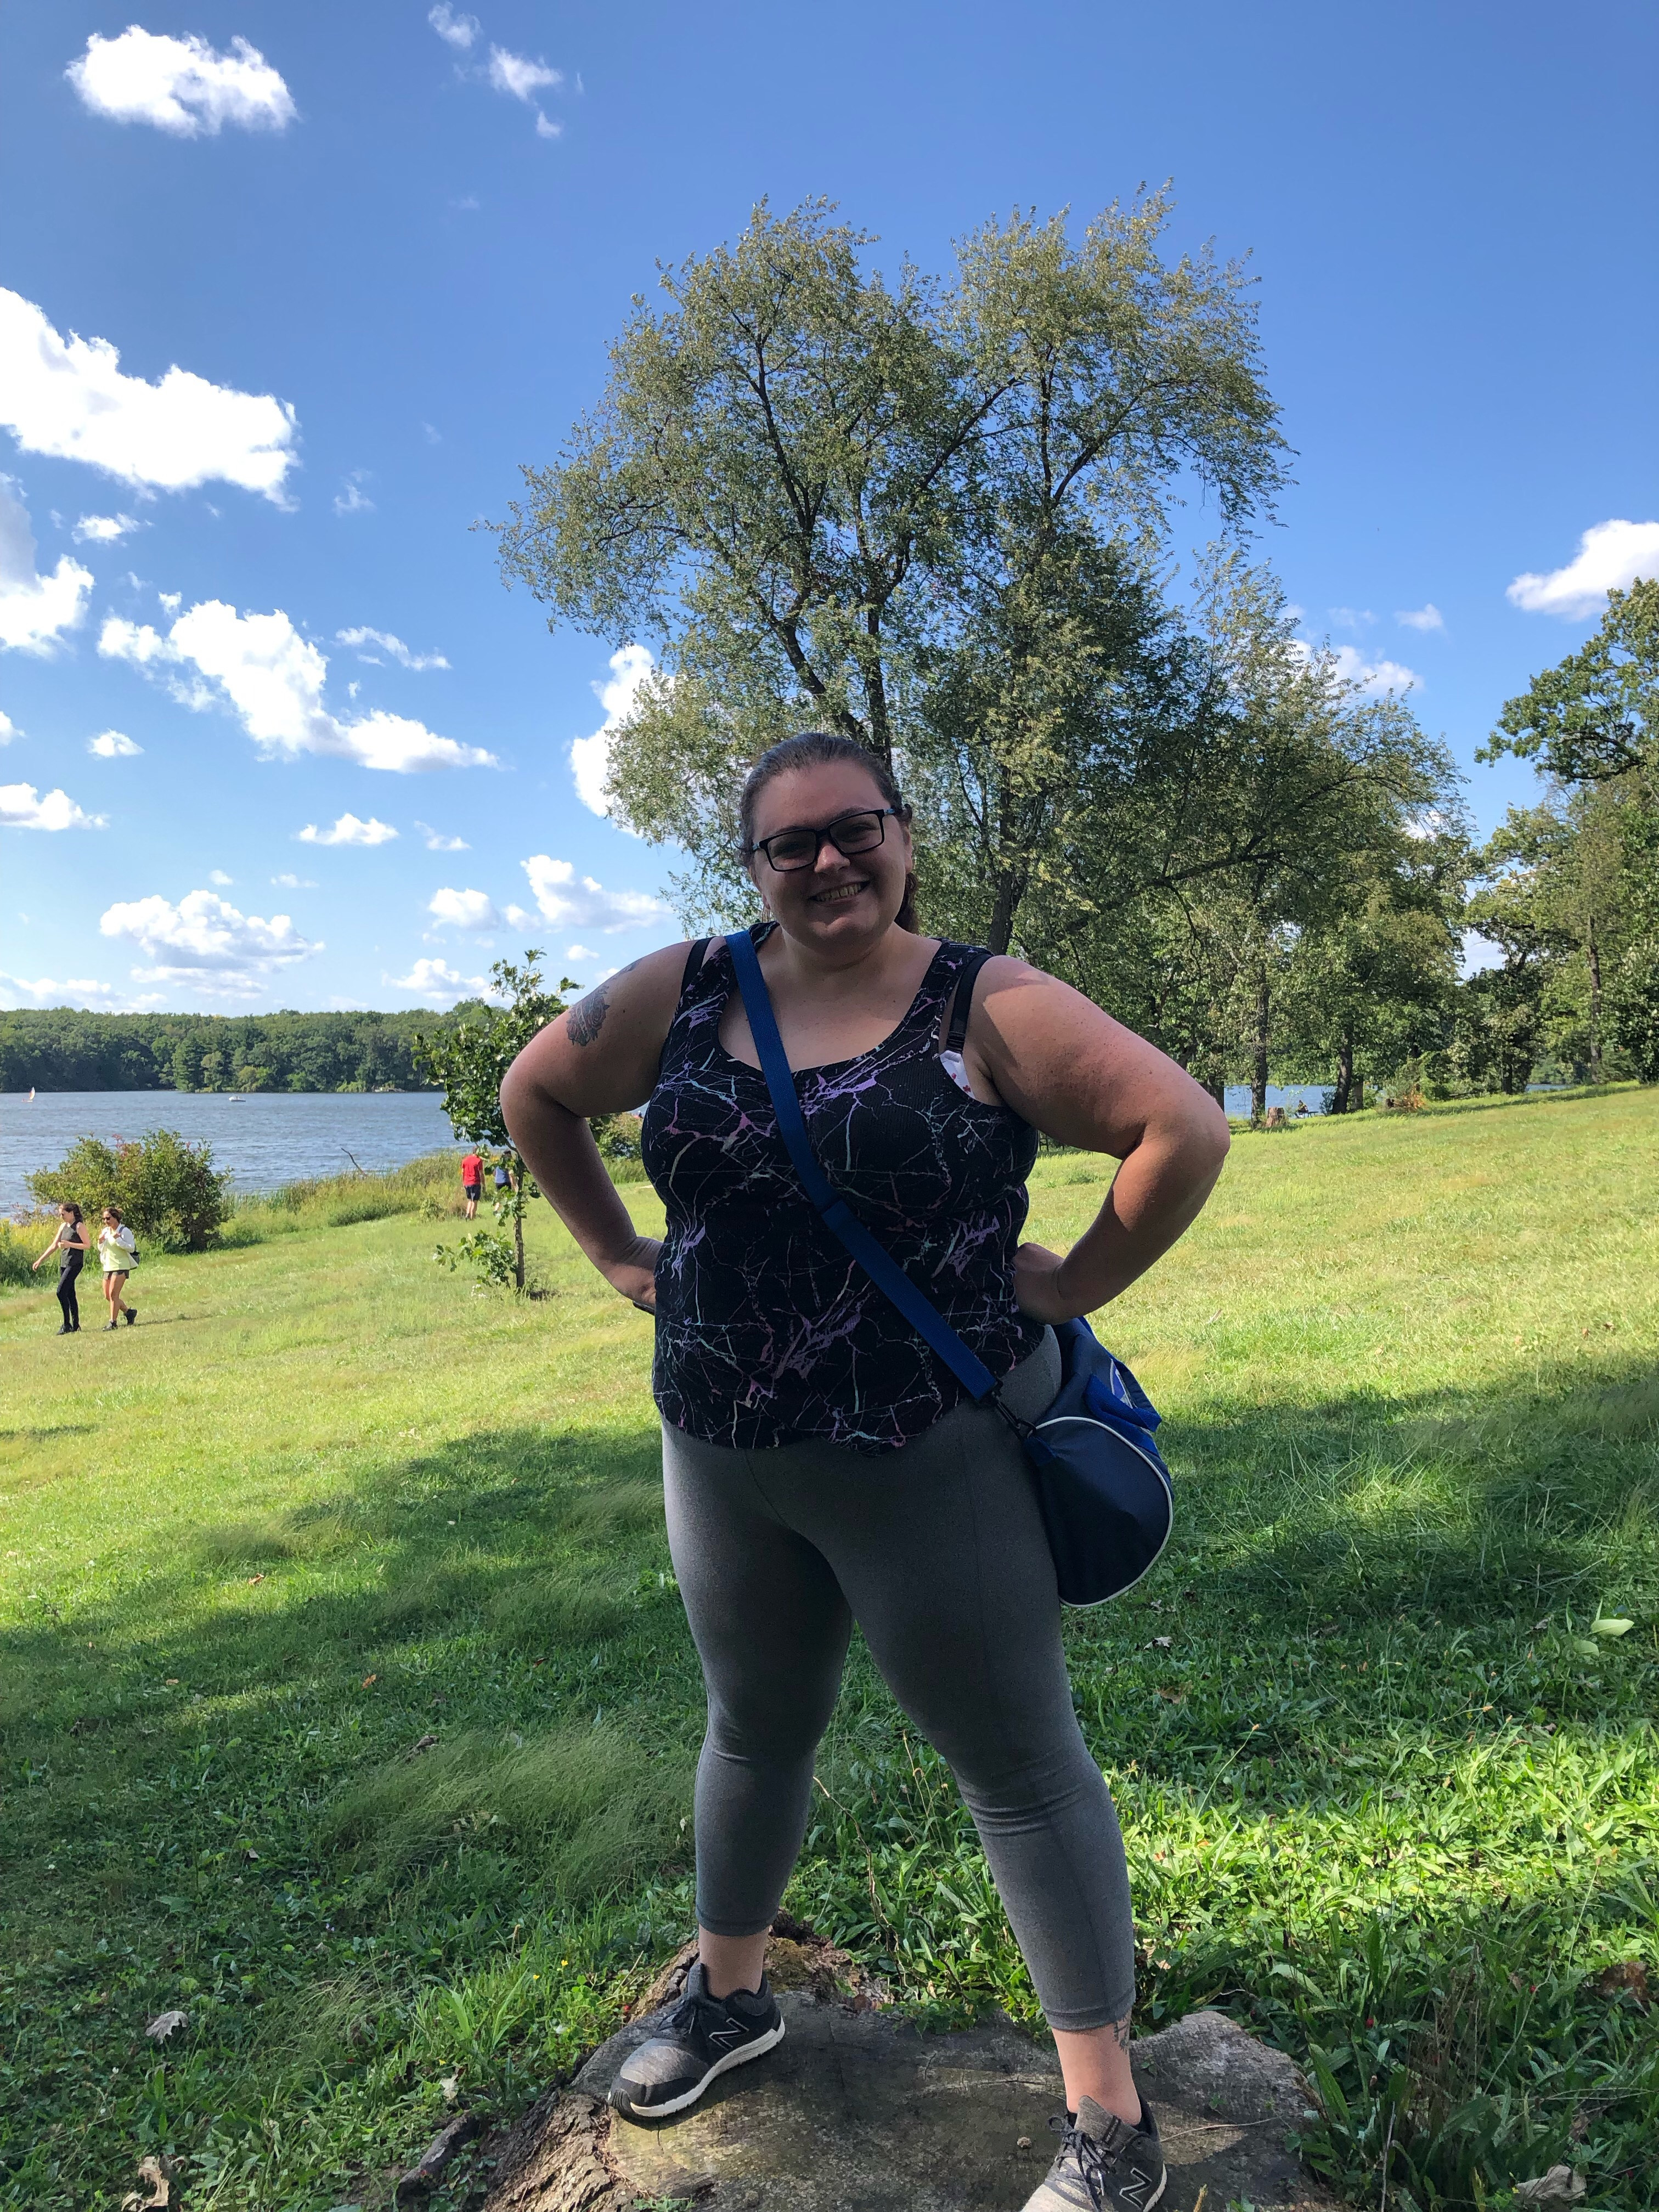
[503,733,1230,2212]
[32,1202,89,1333]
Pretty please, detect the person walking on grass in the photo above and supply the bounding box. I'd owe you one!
[502,732,1229,2212]
[96,1206,139,1330]
[31,1201,89,1334]
[460,1148,483,1219]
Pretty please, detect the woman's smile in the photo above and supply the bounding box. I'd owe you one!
[806,877,870,906]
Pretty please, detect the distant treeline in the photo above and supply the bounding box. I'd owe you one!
[0,1006,477,1093]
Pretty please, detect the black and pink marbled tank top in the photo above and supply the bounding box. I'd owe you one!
[641,925,1042,1454]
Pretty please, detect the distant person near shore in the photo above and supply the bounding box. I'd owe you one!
[32,1201,89,1334]
[460,1148,483,1218]
[96,1207,139,1330]
[493,1158,510,1205]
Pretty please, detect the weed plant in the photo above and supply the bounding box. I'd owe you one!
[1,1088,1655,2210]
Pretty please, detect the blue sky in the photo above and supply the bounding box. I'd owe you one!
[2,0,1655,1015]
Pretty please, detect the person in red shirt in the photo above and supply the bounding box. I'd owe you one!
[460,1150,483,1218]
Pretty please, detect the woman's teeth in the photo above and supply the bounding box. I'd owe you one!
[811,881,866,904]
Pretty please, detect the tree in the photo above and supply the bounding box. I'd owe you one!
[494,193,1288,948]
[413,951,573,1291]
[1482,579,1659,786]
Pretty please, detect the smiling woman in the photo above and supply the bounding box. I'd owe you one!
[501,729,1230,2204]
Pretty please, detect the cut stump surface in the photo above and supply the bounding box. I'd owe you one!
[482,1992,1340,2211]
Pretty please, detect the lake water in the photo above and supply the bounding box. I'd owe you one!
[1223,1082,1334,1118]
[1,1091,461,1215]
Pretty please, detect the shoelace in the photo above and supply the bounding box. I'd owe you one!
[1047,2113,1118,2210]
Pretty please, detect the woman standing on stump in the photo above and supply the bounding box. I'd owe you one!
[503,733,1228,2212]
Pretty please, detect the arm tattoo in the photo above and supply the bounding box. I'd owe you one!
[567,979,613,1048]
[565,957,642,1048]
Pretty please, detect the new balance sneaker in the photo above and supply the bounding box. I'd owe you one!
[1021,2095,1166,2212]
[608,1960,785,2119]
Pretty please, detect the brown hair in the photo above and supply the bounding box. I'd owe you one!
[60,1201,83,1224]
[739,732,918,933]
[103,1206,122,1224]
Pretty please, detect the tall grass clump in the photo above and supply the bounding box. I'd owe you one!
[222,1149,465,1243]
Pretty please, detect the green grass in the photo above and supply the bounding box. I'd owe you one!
[3,1088,1656,2211]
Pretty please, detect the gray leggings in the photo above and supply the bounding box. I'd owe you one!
[661,1329,1136,2032]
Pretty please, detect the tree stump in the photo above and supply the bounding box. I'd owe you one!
[480,1950,1340,2211]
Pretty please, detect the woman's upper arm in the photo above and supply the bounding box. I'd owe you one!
[972,957,1229,1159]
[501,941,695,1120]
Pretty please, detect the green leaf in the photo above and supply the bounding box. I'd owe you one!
[1590,1616,1635,1637]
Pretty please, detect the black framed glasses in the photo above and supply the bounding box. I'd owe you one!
[748,807,897,872]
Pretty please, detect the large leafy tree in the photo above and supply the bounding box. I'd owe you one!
[414,952,573,1290]
[1482,579,1658,786]
[494,193,1289,949]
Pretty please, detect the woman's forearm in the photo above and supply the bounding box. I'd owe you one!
[1054,1122,1227,1312]
[502,1085,657,1296]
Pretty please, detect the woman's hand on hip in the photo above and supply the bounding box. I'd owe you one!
[1014,1240,1087,1323]
[602,1233,662,1312]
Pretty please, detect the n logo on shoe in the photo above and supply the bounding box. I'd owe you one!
[707,2024,748,2050]
[1119,2172,1153,2208]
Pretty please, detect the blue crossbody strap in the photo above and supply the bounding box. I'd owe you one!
[726,926,1002,1404]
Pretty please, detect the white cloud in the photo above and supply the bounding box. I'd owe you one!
[488,47,561,99]
[1330,645,1418,698]
[67,27,295,137]
[521,854,671,934]
[1,781,106,830]
[428,885,500,930]
[571,642,654,818]
[73,512,140,544]
[415,820,469,849]
[428,5,480,51]
[1396,603,1444,632]
[534,109,561,139]
[88,729,143,757]
[387,955,489,1004]
[0,477,93,653]
[334,472,374,517]
[337,627,449,671]
[566,943,594,960]
[100,887,320,994]
[0,708,18,744]
[99,600,496,771]
[0,288,298,500]
[1507,519,1659,618]
[0,970,125,1009]
[1328,607,1375,629]
[208,868,233,885]
[272,872,317,888]
[504,902,532,928]
[1459,930,1505,978]
[298,812,398,847]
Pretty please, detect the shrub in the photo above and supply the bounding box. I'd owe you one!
[27,1129,232,1251]
[0,1220,35,1288]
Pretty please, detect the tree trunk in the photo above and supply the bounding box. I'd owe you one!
[986,874,1023,957]
[1250,965,1270,1123]
[1588,929,1603,1081]
[1331,1028,1354,1113]
[511,1162,526,1291]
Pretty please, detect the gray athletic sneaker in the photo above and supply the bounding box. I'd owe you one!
[608,1960,784,2119]
[1020,2095,1166,2211]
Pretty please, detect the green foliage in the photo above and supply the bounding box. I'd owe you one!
[495,192,1288,951]
[0,1004,465,1093]
[1483,577,1659,786]
[26,1128,232,1251]
[414,950,576,1290]
[0,1222,33,1288]
[432,1226,516,1288]
[222,1151,464,1245]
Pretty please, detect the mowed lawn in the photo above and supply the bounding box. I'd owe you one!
[2,1090,1657,2211]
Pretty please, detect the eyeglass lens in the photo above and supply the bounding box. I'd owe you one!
[763,810,885,868]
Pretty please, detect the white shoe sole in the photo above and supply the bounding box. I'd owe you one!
[613,2017,786,2119]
